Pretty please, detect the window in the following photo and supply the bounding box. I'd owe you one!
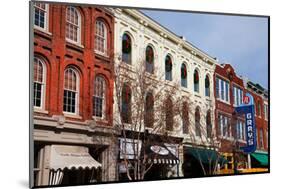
[145,46,154,73]
[233,86,243,106]
[93,76,106,118]
[216,77,230,103]
[63,68,79,114]
[259,129,264,148]
[264,104,268,120]
[121,84,131,123]
[33,57,46,108]
[165,55,173,81]
[257,101,262,117]
[218,113,231,138]
[122,33,132,64]
[206,110,212,138]
[66,6,81,44]
[205,75,210,97]
[236,120,245,140]
[195,107,201,136]
[165,97,173,131]
[182,102,189,134]
[181,63,187,88]
[194,70,199,92]
[144,92,154,128]
[34,3,48,30]
[95,20,107,55]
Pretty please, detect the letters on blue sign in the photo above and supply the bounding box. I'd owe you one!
[234,93,257,154]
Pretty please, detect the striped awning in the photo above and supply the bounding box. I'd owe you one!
[144,144,180,165]
[49,145,101,170]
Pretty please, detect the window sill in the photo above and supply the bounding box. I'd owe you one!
[34,26,52,36]
[33,108,49,114]
[216,98,231,105]
[66,39,84,49]
[94,50,109,58]
[63,113,82,119]
[92,116,108,124]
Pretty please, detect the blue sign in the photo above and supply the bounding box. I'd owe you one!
[234,92,257,153]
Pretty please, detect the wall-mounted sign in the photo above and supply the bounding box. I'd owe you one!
[150,145,169,155]
[235,92,257,153]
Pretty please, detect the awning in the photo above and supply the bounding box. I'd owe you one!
[185,147,227,165]
[251,152,268,166]
[49,145,102,170]
[144,144,180,165]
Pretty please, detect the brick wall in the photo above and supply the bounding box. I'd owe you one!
[33,4,115,126]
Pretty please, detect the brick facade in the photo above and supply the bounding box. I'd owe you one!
[34,4,115,125]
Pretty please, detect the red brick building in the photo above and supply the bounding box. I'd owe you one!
[32,3,117,187]
[245,81,268,168]
[214,64,248,172]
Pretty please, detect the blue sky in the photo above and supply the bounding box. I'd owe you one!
[141,9,268,89]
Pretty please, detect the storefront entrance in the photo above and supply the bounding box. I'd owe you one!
[144,164,170,180]
[61,168,101,185]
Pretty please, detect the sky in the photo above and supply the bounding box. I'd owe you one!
[141,9,268,89]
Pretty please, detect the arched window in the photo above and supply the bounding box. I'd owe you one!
[34,56,46,108]
[93,76,106,118]
[122,33,132,64]
[165,55,173,81]
[205,75,210,97]
[194,69,199,92]
[182,101,189,134]
[145,45,154,73]
[195,107,201,136]
[34,3,48,30]
[66,6,81,44]
[181,63,187,88]
[63,68,79,114]
[121,84,132,123]
[165,97,173,131]
[145,92,154,128]
[206,110,212,138]
[95,20,107,55]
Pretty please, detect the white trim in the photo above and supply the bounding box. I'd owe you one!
[65,6,82,45]
[33,3,49,32]
[63,68,80,115]
[95,20,108,55]
[33,56,47,110]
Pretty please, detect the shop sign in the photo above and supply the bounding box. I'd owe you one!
[234,92,257,153]
[150,145,169,155]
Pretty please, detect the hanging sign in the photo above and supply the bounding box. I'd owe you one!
[234,92,257,153]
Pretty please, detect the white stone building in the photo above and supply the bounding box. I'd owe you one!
[111,8,220,178]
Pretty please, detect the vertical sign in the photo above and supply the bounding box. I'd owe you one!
[235,93,257,153]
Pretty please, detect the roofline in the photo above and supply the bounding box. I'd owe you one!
[121,9,218,65]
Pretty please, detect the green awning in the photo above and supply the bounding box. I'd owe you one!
[251,153,268,166]
[186,147,227,165]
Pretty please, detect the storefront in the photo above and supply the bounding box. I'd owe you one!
[34,145,103,186]
[250,151,268,168]
[183,146,227,177]
[117,136,181,181]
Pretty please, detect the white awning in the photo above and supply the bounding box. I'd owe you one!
[49,145,102,170]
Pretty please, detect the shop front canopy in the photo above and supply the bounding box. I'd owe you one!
[251,152,268,166]
[49,145,102,170]
[185,147,227,165]
[144,143,180,165]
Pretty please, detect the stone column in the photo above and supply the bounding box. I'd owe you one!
[101,139,118,182]
[41,145,51,186]
[178,144,184,177]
